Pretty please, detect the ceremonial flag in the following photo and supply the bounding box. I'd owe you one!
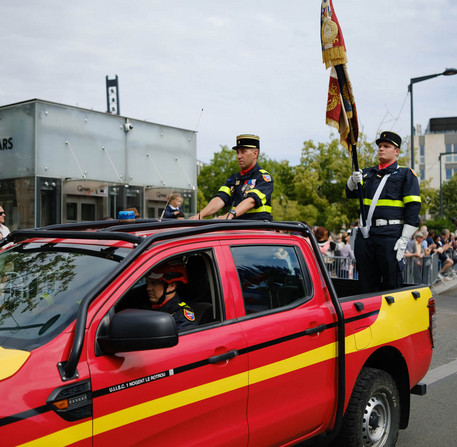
[321,0,358,151]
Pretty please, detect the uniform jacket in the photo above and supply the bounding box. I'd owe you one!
[346,161,421,238]
[159,294,196,330]
[215,163,273,221]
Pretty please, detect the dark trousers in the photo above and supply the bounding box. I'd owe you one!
[354,234,402,293]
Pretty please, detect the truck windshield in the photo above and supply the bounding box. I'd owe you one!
[0,242,130,351]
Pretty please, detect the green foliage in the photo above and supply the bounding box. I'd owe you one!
[419,179,439,217]
[292,133,377,229]
[439,173,457,220]
[423,218,455,234]
[196,146,238,211]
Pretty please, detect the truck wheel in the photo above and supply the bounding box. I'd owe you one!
[338,367,400,447]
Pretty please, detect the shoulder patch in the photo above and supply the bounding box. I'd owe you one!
[262,174,272,182]
[410,168,417,177]
[183,308,195,322]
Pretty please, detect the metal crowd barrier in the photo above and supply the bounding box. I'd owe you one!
[322,255,358,280]
[322,253,441,285]
[403,253,440,285]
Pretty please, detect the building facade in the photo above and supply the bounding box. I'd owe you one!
[0,99,197,231]
[414,117,457,188]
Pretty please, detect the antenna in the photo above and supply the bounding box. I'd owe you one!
[159,189,175,220]
[190,108,204,143]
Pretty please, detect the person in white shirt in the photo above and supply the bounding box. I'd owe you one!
[0,206,10,240]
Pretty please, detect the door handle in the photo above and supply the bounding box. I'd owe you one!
[305,324,326,335]
[208,349,239,364]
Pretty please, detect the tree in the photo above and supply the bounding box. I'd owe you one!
[437,172,457,220]
[418,179,438,218]
[196,146,238,211]
[293,133,378,230]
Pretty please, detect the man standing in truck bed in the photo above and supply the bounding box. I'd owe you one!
[190,134,273,221]
[346,131,421,292]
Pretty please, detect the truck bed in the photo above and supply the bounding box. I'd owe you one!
[332,277,421,299]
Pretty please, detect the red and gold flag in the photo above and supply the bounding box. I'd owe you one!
[321,0,358,151]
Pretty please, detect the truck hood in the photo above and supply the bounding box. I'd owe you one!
[0,346,30,380]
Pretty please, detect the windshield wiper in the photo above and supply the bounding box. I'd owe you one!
[0,314,61,335]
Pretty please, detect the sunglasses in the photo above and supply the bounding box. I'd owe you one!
[0,212,5,216]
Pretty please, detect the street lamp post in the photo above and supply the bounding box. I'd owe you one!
[408,68,457,171]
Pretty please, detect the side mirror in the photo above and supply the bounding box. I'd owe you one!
[97,309,178,354]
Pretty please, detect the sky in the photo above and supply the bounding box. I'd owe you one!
[1,0,456,166]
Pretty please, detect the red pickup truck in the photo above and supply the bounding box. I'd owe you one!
[0,219,435,446]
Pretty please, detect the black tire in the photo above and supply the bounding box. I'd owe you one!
[337,367,400,447]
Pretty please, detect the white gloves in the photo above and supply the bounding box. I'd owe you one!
[347,170,363,191]
[394,224,417,261]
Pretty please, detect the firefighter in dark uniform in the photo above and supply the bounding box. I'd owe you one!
[146,263,196,331]
[346,131,421,292]
[189,134,273,221]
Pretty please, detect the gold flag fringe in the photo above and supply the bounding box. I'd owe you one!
[325,116,352,153]
[322,46,347,69]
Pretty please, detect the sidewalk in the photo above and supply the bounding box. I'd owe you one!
[430,273,457,295]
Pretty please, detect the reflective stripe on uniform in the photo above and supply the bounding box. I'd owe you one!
[248,188,267,205]
[404,195,421,204]
[218,186,232,196]
[246,205,272,214]
[363,198,404,208]
[363,195,421,207]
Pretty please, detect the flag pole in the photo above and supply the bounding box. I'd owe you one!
[333,64,367,227]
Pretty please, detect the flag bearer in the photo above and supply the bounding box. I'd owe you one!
[346,131,421,292]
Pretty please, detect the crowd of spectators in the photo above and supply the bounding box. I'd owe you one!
[314,226,356,279]
[406,225,457,281]
[314,223,457,283]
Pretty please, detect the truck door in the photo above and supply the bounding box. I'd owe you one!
[87,244,249,446]
[225,242,338,445]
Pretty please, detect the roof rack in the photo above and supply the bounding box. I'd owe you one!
[38,218,160,232]
[5,229,143,246]
[3,220,313,248]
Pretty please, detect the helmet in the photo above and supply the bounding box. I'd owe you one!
[147,263,188,284]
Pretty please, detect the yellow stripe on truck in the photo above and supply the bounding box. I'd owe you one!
[18,421,92,447]
[94,372,249,436]
[18,287,431,446]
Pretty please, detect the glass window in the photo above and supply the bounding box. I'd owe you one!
[0,243,131,351]
[445,143,457,162]
[81,203,96,221]
[0,178,35,231]
[67,202,77,221]
[115,250,222,329]
[445,168,457,181]
[231,245,311,315]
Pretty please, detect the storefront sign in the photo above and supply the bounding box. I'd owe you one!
[63,180,108,197]
[0,137,13,150]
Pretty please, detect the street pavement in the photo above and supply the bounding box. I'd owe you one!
[396,278,457,446]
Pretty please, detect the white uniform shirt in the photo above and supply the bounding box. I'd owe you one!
[0,224,10,239]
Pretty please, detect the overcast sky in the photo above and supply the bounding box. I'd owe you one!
[1,0,456,165]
